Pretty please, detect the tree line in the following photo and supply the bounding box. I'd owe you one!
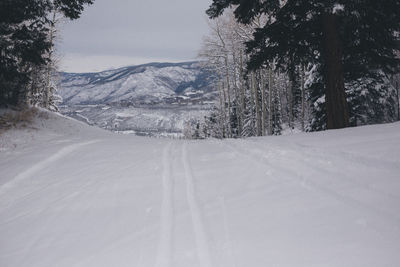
[185,0,400,139]
[0,0,93,109]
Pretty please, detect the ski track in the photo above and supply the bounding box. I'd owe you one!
[0,140,100,199]
[222,141,400,230]
[182,142,214,267]
[154,142,174,267]
[233,140,400,201]
[230,139,400,200]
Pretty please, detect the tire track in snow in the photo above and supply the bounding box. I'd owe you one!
[154,142,174,267]
[0,140,100,199]
[182,142,214,267]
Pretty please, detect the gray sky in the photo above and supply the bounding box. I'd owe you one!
[57,0,212,73]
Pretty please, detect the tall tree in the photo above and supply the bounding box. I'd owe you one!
[0,0,93,107]
[207,0,400,130]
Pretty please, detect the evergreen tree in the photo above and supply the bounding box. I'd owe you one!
[306,64,327,131]
[207,0,400,130]
[0,0,93,107]
[346,73,397,126]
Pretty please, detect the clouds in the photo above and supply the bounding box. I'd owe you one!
[58,0,212,72]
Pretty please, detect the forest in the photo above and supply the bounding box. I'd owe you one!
[185,1,400,138]
[0,0,93,110]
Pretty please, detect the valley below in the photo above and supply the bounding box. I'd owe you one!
[60,101,214,138]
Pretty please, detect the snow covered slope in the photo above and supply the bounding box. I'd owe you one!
[57,62,216,136]
[1,112,400,267]
[58,61,215,105]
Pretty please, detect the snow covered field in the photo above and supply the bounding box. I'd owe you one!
[1,111,400,267]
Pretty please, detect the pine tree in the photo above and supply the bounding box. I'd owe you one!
[0,0,93,107]
[306,64,327,131]
[347,73,397,126]
[207,0,400,130]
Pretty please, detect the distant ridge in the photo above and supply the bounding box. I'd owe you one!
[61,61,201,75]
[58,61,216,105]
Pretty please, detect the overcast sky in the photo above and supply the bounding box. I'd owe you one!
[57,0,212,73]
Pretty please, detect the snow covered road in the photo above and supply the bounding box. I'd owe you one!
[1,113,400,267]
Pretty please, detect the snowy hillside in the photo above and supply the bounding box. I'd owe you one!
[57,62,217,136]
[58,61,216,105]
[1,112,400,267]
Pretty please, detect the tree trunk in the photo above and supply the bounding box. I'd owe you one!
[45,9,57,109]
[301,65,305,131]
[232,50,242,136]
[396,80,400,121]
[288,78,293,129]
[321,13,349,129]
[239,51,246,136]
[268,68,273,135]
[252,72,262,136]
[217,79,226,138]
[261,70,267,135]
[224,55,232,138]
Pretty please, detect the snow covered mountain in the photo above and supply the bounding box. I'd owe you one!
[58,61,216,105]
[57,62,217,136]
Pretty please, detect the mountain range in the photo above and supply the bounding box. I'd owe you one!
[58,61,216,105]
[57,62,217,137]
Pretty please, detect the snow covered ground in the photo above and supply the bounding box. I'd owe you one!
[1,111,400,267]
